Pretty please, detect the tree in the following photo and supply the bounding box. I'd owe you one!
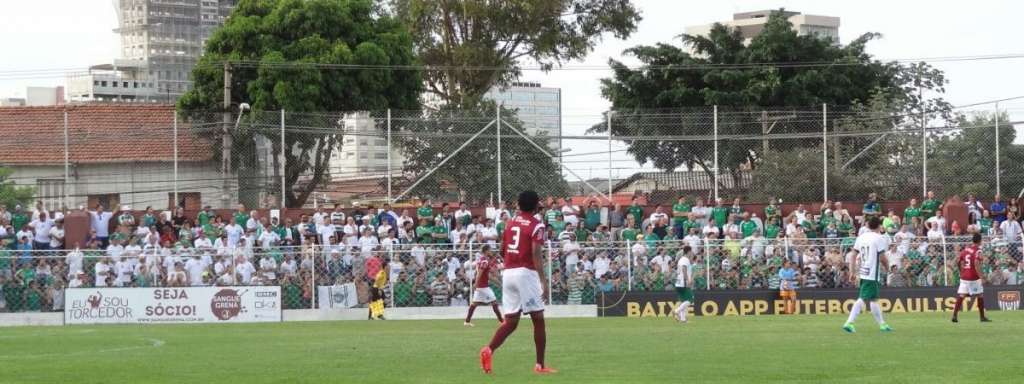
[179,0,422,207]
[592,9,950,194]
[394,100,568,203]
[0,167,34,210]
[390,0,641,104]
[928,112,1024,199]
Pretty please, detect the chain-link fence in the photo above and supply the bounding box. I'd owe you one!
[2,104,1018,212]
[4,233,1021,313]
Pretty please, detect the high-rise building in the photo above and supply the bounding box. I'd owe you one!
[483,82,562,153]
[330,112,402,181]
[685,10,840,45]
[113,0,237,98]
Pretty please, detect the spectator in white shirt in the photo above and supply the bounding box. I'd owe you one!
[593,252,611,279]
[650,251,670,274]
[480,218,499,246]
[94,258,112,287]
[30,211,54,250]
[184,255,207,286]
[224,217,244,248]
[926,211,947,239]
[999,212,1022,242]
[89,204,115,247]
[561,201,579,227]
[65,246,84,279]
[235,255,256,284]
[454,202,472,226]
[359,228,379,257]
[702,219,720,239]
[48,218,65,250]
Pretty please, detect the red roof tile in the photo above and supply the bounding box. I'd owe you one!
[0,104,213,165]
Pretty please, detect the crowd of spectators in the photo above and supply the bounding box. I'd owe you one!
[1,191,1023,312]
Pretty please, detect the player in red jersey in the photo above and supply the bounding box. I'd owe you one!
[952,233,991,323]
[480,190,556,375]
[464,245,503,327]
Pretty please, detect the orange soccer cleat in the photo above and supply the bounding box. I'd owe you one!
[480,347,493,374]
[533,364,558,374]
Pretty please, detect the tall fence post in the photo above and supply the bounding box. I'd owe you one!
[496,104,502,204]
[941,235,949,286]
[63,109,69,208]
[995,102,1001,197]
[607,110,613,200]
[386,109,392,203]
[280,109,286,209]
[622,239,630,290]
[713,105,719,202]
[822,103,828,202]
[704,240,711,290]
[921,87,927,197]
[310,244,317,309]
[173,110,179,209]
[546,241,553,304]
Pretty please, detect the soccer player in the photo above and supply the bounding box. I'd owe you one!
[843,217,893,333]
[673,246,694,323]
[480,191,556,375]
[952,233,991,323]
[465,245,503,326]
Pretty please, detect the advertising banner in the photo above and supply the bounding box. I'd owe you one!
[317,283,359,309]
[598,286,1023,317]
[65,286,282,325]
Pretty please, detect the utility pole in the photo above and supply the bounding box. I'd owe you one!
[221,61,233,209]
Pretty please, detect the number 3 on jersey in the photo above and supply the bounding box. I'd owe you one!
[508,226,521,253]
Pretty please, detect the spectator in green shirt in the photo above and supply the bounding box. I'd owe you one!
[627,197,644,229]
[12,205,29,235]
[729,197,744,218]
[550,213,567,234]
[584,201,602,231]
[764,216,781,239]
[764,197,782,223]
[904,198,922,225]
[431,218,449,244]
[620,216,638,244]
[921,190,942,218]
[233,204,249,230]
[740,213,759,239]
[416,199,434,222]
[711,198,729,232]
[415,218,433,243]
[672,196,691,240]
[977,210,994,235]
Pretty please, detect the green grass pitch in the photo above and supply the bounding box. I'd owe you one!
[1,311,1021,383]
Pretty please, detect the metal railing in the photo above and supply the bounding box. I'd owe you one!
[2,234,1021,313]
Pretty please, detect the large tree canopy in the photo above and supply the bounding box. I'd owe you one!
[391,0,641,104]
[179,0,422,207]
[0,167,34,210]
[592,9,951,194]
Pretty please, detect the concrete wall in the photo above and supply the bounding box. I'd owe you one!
[0,305,597,327]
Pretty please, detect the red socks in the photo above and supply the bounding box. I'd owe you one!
[465,304,477,323]
[978,297,986,319]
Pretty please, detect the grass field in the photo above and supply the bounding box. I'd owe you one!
[1,311,1021,383]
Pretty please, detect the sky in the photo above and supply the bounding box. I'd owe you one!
[2,0,1023,183]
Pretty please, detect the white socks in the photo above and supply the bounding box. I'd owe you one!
[870,302,885,325]
[678,301,690,321]
[846,299,864,324]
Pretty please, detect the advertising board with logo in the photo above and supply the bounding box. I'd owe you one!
[65,286,282,325]
[317,283,359,309]
[598,286,1023,318]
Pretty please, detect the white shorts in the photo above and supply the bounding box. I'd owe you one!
[958,279,984,296]
[472,287,497,303]
[501,267,545,315]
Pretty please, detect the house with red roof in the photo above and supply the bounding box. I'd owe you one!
[0,104,233,211]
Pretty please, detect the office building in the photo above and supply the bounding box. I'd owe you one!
[112,0,237,99]
[483,82,562,153]
[685,10,840,45]
[67,60,162,102]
